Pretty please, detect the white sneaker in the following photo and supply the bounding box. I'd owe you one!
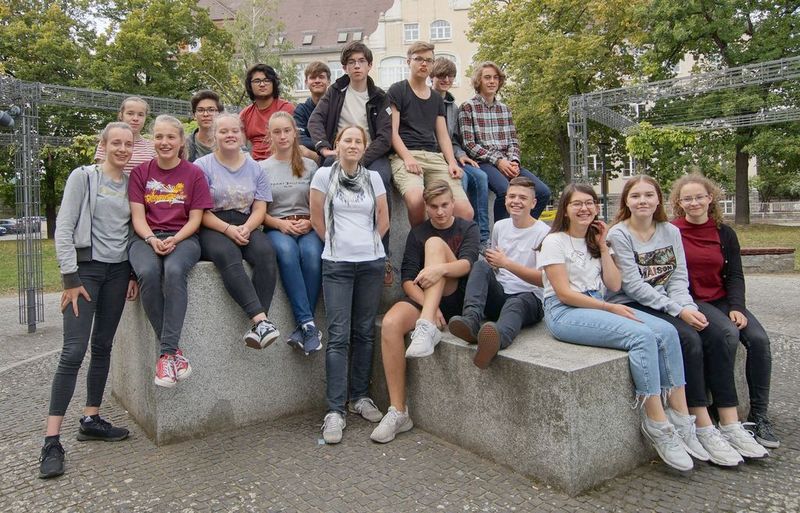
[405,319,441,358]
[641,419,693,471]
[348,397,383,423]
[321,412,346,444]
[720,422,769,459]
[370,406,414,443]
[665,409,710,461]
[696,426,744,466]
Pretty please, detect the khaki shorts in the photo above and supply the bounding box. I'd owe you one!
[390,150,468,201]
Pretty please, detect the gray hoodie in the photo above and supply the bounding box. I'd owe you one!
[605,221,697,316]
[54,164,130,288]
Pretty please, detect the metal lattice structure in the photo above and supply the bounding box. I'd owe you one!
[568,55,800,182]
[0,76,193,332]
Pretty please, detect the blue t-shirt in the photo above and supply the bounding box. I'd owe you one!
[195,153,272,214]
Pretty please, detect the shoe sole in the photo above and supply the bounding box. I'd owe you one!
[38,468,64,479]
[726,443,769,459]
[448,317,477,344]
[76,431,129,442]
[348,405,383,423]
[175,366,192,381]
[370,417,414,443]
[640,423,694,471]
[244,330,280,349]
[286,338,305,352]
[755,436,780,449]
[474,324,500,369]
[154,377,177,388]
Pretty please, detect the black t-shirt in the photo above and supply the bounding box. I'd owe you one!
[387,80,446,153]
[401,217,480,292]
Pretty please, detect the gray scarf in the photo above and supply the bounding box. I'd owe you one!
[324,160,382,258]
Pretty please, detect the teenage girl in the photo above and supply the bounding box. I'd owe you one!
[95,96,156,174]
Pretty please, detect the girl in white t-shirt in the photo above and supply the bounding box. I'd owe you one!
[309,125,389,445]
[539,183,698,472]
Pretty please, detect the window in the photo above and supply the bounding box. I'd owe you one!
[337,32,348,43]
[328,61,345,80]
[352,31,363,41]
[274,35,285,46]
[302,34,314,45]
[404,23,419,43]
[380,57,409,87]
[430,20,451,41]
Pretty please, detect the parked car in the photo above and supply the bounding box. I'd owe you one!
[0,226,7,236]
[0,219,18,234]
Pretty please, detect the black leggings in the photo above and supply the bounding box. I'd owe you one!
[627,302,739,408]
[48,261,130,416]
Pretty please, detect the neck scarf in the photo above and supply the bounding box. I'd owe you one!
[323,160,382,257]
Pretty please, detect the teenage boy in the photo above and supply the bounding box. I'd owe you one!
[459,61,551,220]
[371,181,479,443]
[430,57,490,247]
[307,41,395,283]
[240,64,294,160]
[387,42,473,227]
[186,90,223,162]
[294,61,331,155]
[448,177,548,369]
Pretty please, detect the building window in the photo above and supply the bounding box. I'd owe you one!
[302,34,314,45]
[352,31,363,41]
[430,20,451,41]
[337,32,348,43]
[380,57,409,87]
[328,61,345,80]
[404,23,419,43]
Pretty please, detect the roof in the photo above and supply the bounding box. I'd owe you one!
[199,0,395,51]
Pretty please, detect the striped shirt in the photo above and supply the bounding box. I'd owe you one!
[94,137,156,176]
[458,94,521,165]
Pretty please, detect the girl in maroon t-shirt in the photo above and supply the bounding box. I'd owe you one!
[128,115,214,388]
[670,174,779,449]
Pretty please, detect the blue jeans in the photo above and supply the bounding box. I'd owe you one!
[479,163,551,220]
[322,258,385,414]
[544,294,685,397]
[266,230,323,326]
[460,165,490,243]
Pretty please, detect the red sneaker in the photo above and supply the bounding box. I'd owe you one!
[154,355,177,388]
[174,349,192,381]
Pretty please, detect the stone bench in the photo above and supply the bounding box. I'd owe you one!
[740,247,795,273]
[369,323,749,496]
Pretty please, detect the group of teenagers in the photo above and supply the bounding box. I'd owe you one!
[38,40,778,481]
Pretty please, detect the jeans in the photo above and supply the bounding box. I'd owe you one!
[200,210,277,320]
[266,229,323,325]
[322,258,385,414]
[702,298,771,415]
[129,234,200,355]
[479,163,551,220]
[48,261,130,416]
[544,294,685,397]
[325,155,392,257]
[627,302,738,408]
[462,259,543,348]
[460,165,490,243]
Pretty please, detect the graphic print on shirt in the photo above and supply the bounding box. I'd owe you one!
[144,179,186,205]
[634,246,676,287]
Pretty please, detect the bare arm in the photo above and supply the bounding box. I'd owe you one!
[310,189,326,240]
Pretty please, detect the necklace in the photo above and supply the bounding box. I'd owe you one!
[568,235,587,267]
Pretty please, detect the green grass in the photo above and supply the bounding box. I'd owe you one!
[0,239,61,295]
[733,224,800,271]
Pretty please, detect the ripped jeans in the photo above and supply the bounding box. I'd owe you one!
[543,292,685,397]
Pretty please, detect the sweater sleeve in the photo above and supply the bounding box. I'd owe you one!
[607,225,688,316]
[663,226,699,313]
[720,224,746,312]
[55,167,89,288]
[293,100,316,151]
[308,89,333,152]
[364,94,392,166]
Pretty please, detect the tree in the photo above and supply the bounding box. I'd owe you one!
[639,0,800,223]
[468,0,647,189]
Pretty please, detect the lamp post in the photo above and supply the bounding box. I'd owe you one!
[598,141,610,222]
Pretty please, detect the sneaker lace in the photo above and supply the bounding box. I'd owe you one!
[322,412,341,431]
[92,416,113,429]
[161,356,178,379]
[355,397,377,413]
[704,427,732,449]
[40,441,64,462]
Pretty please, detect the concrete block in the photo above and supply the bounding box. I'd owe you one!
[740,248,795,273]
[369,322,749,496]
[111,261,328,445]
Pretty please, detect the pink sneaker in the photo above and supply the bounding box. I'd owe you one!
[154,355,177,388]
[174,349,192,381]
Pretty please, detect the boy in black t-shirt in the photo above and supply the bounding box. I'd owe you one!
[387,42,473,227]
[371,181,479,444]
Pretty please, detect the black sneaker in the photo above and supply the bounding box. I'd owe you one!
[38,440,65,479]
[77,415,130,442]
[244,319,280,349]
[747,413,780,448]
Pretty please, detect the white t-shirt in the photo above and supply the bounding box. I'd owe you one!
[538,232,607,299]
[337,87,371,145]
[491,218,550,298]
[310,166,386,262]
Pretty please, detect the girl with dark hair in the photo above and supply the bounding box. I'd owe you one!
[669,174,779,448]
[309,125,389,444]
[239,64,294,161]
[261,112,323,353]
[539,183,699,472]
[196,113,280,349]
[94,96,156,174]
[128,115,214,388]
[40,122,139,479]
[606,175,767,465]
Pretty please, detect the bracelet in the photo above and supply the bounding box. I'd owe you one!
[144,235,156,244]
[224,224,231,233]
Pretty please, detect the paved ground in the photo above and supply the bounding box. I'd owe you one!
[1,275,798,512]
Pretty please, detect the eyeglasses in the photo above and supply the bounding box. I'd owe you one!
[195,108,219,115]
[411,56,434,64]
[250,78,272,86]
[435,75,455,81]
[679,194,710,204]
[346,58,369,67]
[568,200,596,209]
